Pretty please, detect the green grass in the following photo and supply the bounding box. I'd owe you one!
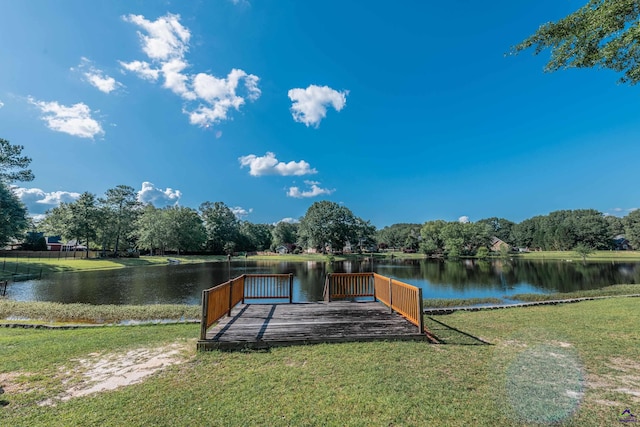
[1,297,638,425]
[0,300,201,324]
[514,250,640,261]
[509,283,640,302]
[423,297,503,308]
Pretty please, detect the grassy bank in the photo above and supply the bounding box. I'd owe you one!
[508,283,640,302]
[0,300,201,324]
[1,297,637,425]
[514,250,640,261]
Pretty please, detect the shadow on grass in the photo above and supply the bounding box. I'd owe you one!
[425,316,492,345]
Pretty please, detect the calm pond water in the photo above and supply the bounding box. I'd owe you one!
[6,259,640,305]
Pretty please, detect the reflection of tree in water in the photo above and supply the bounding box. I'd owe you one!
[374,259,640,293]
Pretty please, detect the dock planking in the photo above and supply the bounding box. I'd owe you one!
[198,301,428,350]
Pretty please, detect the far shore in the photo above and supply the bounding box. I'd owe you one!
[1,250,640,278]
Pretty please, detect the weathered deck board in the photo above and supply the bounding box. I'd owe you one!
[198,301,427,350]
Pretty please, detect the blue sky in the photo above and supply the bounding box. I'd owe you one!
[1,0,638,227]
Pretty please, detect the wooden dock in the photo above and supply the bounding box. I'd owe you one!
[198,301,428,351]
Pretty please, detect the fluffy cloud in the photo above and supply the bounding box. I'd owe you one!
[0,100,4,108]
[288,85,348,127]
[275,217,299,224]
[119,60,160,81]
[12,187,80,215]
[74,57,122,94]
[231,206,253,219]
[29,97,104,139]
[287,181,335,198]
[137,181,182,207]
[121,13,260,128]
[458,216,470,224]
[238,152,317,177]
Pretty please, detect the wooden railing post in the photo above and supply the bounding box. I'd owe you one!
[324,274,331,302]
[388,277,393,314]
[200,289,209,340]
[417,288,424,333]
[288,273,293,304]
[371,273,376,301]
[227,280,233,317]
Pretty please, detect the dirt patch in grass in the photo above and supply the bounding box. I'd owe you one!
[39,341,194,406]
[588,357,640,403]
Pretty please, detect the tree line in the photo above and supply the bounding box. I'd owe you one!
[1,137,640,257]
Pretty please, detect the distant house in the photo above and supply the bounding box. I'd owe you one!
[45,236,86,251]
[613,235,632,251]
[45,236,63,251]
[490,237,511,252]
[275,245,289,255]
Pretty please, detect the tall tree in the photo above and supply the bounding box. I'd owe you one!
[477,217,516,245]
[0,182,29,247]
[623,209,640,249]
[298,201,361,253]
[513,0,640,84]
[0,138,34,183]
[271,221,299,250]
[164,206,207,254]
[238,221,273,252]
[67,192,99,254]
[99,185,141,255]
[134,204,168,255]
[199,201,240,254]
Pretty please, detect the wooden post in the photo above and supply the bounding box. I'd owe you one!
[200,289,209,340]
[371,273,376,302]
[324,274,331,302]
[388,277,393,313]
[227,281,233,317]
[417,288,424,333]
[288,273,293,304]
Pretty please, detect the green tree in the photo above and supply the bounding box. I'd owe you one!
[164,206,207,254]
[0,182,29,247]
[238,221,272,252]
[377,223,421,250]
[67,192,99,254]
[477,217,516,245]
[420,220,447,256]
[200,201,240,254]
[271,221,299,251]
[513,0,640,84]
[134,204,168,255]
[0,138,34,183]
[574,242,595,262]
[99,185,141,255]
[623,209,640,249]
[298,201,362,253]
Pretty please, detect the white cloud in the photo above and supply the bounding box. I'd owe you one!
[29,97,104,139]
[123,13,190,61]
[137,181,182,207]
[239,152,317,177]
[0,100,4,108]
[458,216,470,224]
[121,13,260,128]
[288,85,348,127]
[276,217,299,224]
[231,206,253,219]
[12,187,80,215]
[119,60,160,81]
[287,181,335,198]
[75,57,122,94]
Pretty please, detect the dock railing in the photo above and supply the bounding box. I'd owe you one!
[325,272,424,333]
[200,273,294,340]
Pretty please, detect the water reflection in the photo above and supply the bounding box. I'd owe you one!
[5,259,640,305]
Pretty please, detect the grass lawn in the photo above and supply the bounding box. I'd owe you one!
[514,250,640,261]
[1,297,638,426]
